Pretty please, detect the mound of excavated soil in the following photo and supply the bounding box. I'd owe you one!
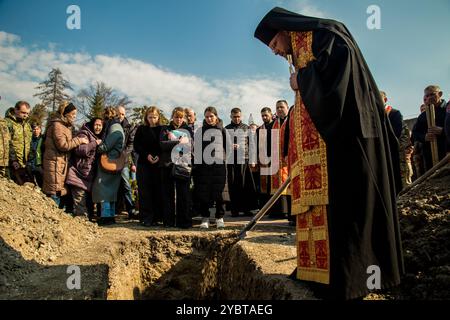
[0,178,100,290]
[394,165,450,300]
[0,178,100,263]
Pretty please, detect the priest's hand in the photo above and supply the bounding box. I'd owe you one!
[290,71,299,91]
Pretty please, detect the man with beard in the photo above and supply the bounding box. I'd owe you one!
[412,85,447,172]
[258,103,291,220]
[254,7,403,299]
[257,107,274,209]
[5,101,33,185]
[225,108,257,216]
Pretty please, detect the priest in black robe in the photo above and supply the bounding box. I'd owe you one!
[225,108,258,216]
[254,7,404,300]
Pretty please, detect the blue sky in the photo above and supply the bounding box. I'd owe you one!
[0,0,449,122]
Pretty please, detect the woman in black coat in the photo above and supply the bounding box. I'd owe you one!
[193,106,230,229]
[133,106,163,227]
[160,107,193,228]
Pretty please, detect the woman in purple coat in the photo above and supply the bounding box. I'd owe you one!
[66,118,103,218]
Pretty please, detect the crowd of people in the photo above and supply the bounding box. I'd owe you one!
[382,85,450,185]
[0,86,449,229]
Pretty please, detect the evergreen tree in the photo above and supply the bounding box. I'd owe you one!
[29,104,47,126]
[160,110,170,125]
[130,106,147,125]
[76,82,130,119]
[34,68,72,112]
[89,86,105,119]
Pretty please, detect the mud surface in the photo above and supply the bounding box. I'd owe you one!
[393,165,450,299]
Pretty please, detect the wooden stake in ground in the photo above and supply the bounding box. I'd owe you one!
[426,104,439,166]
[399,153,450,196]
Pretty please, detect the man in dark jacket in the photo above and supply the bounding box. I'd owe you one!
[412,85,447,171]
[116,106,137,218]
[225,107,256,217]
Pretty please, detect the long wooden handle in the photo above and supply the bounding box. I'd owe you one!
[426,104,439,166]
[238,176,292,240]
[399,153,450,196]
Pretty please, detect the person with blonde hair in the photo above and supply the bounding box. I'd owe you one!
[160,107,193,228]
[92,107,125,225]
[133,106,163,226]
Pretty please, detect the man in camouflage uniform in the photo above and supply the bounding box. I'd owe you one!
[5,101,33,185]
[0,116,10,178]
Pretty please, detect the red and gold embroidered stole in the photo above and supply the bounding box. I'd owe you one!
[258,124,270,194]
[289,31,330,284]
[270,118,290,195]
[259,121,289,195]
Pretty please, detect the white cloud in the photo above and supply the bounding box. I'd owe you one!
[0,31,20,44]
[0,31,290,123]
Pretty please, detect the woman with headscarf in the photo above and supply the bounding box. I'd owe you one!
[92,107,125,225]
[42,102,89,205]
[66,117,104,219]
